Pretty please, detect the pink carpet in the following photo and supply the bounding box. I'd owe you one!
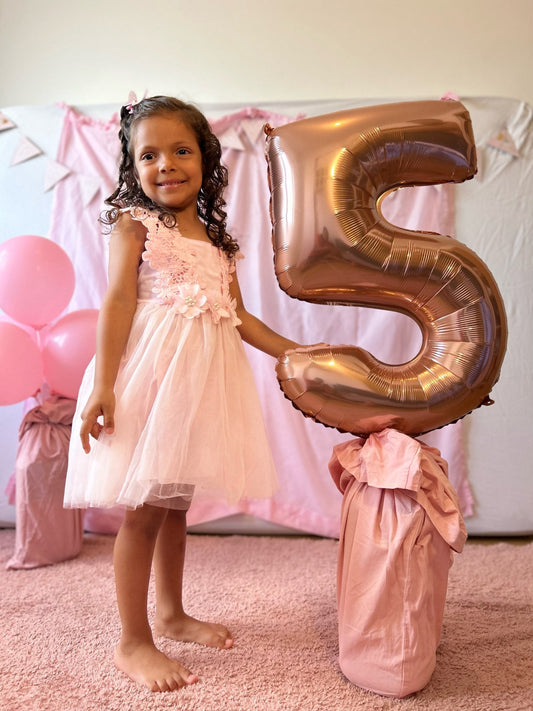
[1,529,532,711]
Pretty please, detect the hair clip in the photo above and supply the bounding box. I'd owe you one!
[124,90,147,114]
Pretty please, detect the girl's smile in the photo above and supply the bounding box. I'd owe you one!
[158,179,186,187]
[133,115,203,214]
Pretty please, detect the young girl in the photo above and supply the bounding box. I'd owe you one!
[64,95,298,693]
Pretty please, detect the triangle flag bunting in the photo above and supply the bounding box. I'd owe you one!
[10,136,43,166]
[44,160,71,192]
[241,118,267,147]
[486,129,520,158]
[219,125,246,151]
[0,112,16,132]
[78,175,102,207]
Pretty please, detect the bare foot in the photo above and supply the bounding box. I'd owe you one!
[154,613,234,649]
[114,640,199,692]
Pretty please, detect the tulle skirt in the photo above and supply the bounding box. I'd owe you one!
[64,301,278,509]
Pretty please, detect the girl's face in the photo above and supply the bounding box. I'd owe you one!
[132,113,203,215]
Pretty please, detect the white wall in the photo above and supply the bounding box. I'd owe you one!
[1,0,532,108]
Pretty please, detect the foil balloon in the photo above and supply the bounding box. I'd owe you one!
[265,100,507,436]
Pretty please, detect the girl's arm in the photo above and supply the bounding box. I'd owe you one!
[230,271,299,357]
[79,213,146,452]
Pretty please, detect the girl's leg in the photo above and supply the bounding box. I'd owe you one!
[153,507,233,649]
[113,504,199,692]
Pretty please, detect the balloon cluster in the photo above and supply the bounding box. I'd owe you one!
[0,235,98,405]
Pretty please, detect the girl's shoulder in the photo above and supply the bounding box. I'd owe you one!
[110,210,149,247]
[122,206,160,231]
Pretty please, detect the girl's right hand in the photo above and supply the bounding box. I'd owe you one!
[79,389,116,453]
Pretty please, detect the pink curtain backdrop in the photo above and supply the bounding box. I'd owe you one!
[49,106,473,537]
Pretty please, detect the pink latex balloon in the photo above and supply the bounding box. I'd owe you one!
[42,309,98,399]
[265,100,507,436]
[0,321,43,405]
[0,235,75,329]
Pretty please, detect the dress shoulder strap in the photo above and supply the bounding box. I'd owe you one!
[124,206,162,233]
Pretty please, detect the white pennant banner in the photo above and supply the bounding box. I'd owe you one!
[78,174,102,207]
[44,160,71,192]
[241,118,267,146]
[10,136,43,165]
[486,129,520,158]
[219,125,246,151]
[0,112,16,132]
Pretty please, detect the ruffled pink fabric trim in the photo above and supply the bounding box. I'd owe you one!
[329,428,467,552]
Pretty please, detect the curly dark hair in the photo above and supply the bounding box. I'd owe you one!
[102,96,239,256]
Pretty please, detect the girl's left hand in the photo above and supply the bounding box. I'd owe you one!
[79,388,116,453]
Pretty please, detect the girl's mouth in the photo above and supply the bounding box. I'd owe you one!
[158,180,185,187]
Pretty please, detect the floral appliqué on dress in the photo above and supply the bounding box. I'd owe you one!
[130,208,242,326]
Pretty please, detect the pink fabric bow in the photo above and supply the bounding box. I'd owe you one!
[329,428,467,552]
[124,90,147,114]
[124,91,139,114]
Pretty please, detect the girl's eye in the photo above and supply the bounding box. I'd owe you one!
[140,152,154,161]
[177,148,190,156]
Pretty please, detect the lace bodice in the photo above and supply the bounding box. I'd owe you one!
[129,207,241,326]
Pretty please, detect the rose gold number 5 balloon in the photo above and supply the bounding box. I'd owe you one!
[265,100,507,436]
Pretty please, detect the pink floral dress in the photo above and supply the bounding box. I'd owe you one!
[64,208,278,509]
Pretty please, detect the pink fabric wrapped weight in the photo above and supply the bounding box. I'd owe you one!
[329,429,467,698]
[6,396,83,570]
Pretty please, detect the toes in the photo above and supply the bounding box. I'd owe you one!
[159,667,198,692]
[218,627,233,649]
[212,624,233,649]
[151,676,172,693]
[151,674,185,693]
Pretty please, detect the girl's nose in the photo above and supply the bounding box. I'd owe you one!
[160,155,176,172]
